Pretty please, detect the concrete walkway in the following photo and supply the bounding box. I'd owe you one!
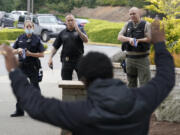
[0,69,65,135]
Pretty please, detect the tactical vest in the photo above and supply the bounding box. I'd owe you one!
[122,20,150,52]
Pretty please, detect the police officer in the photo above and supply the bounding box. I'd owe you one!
[48,14,88,80]
[118,7,151,88]
[11,20,45,117]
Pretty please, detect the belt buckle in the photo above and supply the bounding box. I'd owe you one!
[65,56,69,61]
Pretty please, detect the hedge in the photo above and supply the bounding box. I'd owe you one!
[0,40,10,45]
[0,28,24,40]
[85,19,124,44]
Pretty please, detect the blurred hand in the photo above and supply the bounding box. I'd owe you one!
[25,50,31,56]
[151,19,165,44]
[74,21,79,31]
[0,45,19,72]
[17,48,23,55]
[48,58,53,69]
[129,38,134,46]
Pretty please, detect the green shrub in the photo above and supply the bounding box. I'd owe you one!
[163,18,180,53]
[172,39,180,54]
[56,15,65,22]
[0,40,10,45]
[13,21,18,28]
[144,17,180,54]
[0,28,24,40]
[144,17,180,67]
[85,19,124,44]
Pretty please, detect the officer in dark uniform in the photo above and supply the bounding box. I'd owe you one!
[118,7,151,88]
[11,20,45,117]
[48,14,88,80]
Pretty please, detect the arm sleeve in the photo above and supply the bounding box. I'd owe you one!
[118,22,128,36]
[13,38,19,49]
[38,39,45,52]
[9,69,89,131]
[135,42,175,113]
[53,32,63,50]
[144,22,151,39]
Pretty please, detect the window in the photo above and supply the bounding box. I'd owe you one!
[33,17,38,24]
[18,16,25,23]
[38,16,58,24]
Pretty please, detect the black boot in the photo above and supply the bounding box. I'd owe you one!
[10,111,24,117]
[11,101,24,117]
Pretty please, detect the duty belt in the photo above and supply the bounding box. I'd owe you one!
[63,56,81,62]
[126,51,150,55]
[126,54,149,59]
[126,51,149,59]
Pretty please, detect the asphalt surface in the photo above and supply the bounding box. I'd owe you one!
[0,43,121,135]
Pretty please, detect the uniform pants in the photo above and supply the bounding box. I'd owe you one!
[61,60,80,80]
[61,58,79,135]
[126,56,151,88]
[16,66,40,113]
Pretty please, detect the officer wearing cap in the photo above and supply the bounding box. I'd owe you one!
[11,20,45,117]
[48,14,88,80]
[118,7,151,88]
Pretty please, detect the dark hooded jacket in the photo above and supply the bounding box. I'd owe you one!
[9,42,175,135]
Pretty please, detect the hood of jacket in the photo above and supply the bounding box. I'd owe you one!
[86,79,149,131]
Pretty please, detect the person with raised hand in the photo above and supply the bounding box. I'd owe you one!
[0,19,175,135]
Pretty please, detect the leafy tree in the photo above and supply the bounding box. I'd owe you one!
[0,0,149,13]
[144,0,180,56]
[73,0,84,7]
[85,0,96,8]
[33,0,47,13]
[13,0,26,11]
[145,0,180,18]
[45,0,74,13]
[0,0,14,12]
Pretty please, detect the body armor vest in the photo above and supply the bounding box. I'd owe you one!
[122,20,150,52]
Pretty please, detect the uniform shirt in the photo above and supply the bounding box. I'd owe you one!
[119,20,151,39]
[53,27,86,60]
[13,34,45,63]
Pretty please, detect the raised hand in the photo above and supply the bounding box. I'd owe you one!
[151,19,165,44]
[0,45,19,72]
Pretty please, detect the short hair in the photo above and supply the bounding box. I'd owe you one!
[129,7,141,16]
[129,7,139,11]
[78,52,113,86]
